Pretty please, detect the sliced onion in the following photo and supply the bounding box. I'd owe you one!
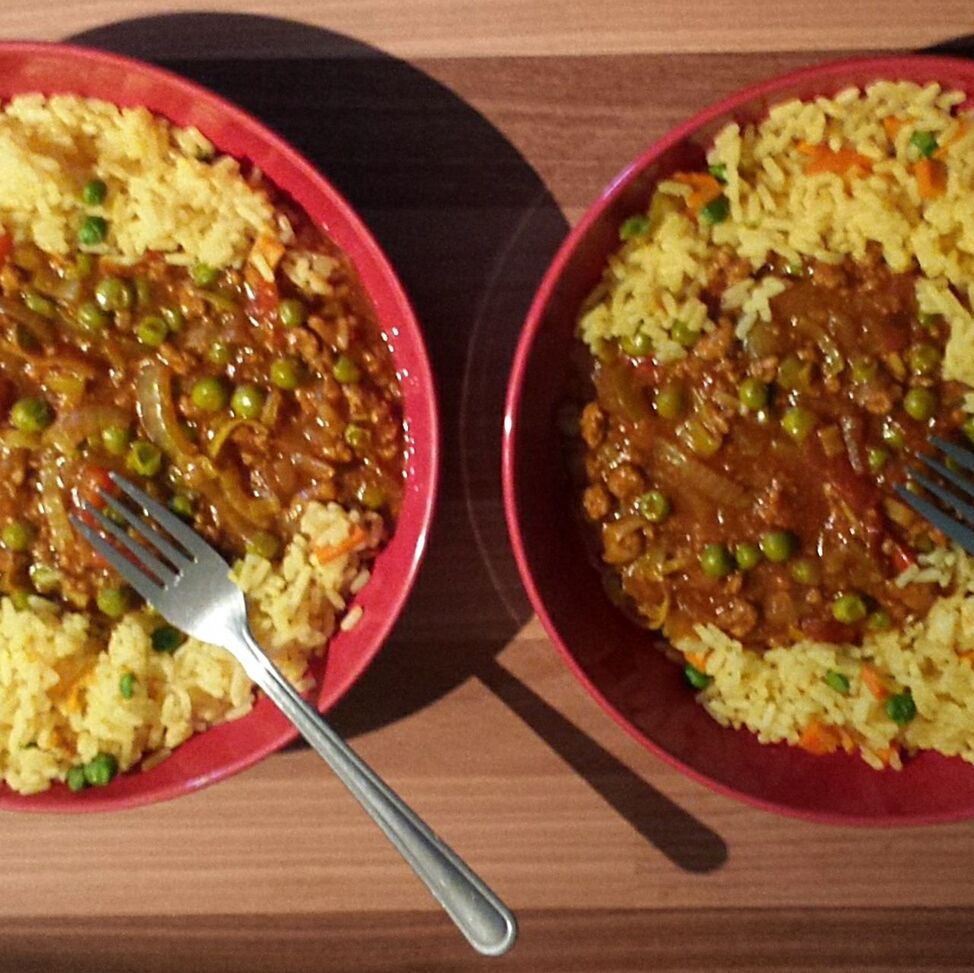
[653,438,748,510]
[135,361,197,464]
[38,451,73,557]
[44,404,129,454]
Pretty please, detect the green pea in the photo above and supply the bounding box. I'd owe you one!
[903,386,937,422]
[208,340,231,366]
[760,530,797,563]
[868,609,892,631]
[734,542,763,571]
[621,331,652,357]
[78,301,110,333]
[882,420,906,449]
[344,424,370,451]
[96,586,130,618]
[910,130,938,158]
[907,343,941,376]
[964,417,974,446]
[738,377,769,411]
[332,355,361,385]
[357,483,386,511]
[231,383,266,420]
[708,163,728,184]
[867,446,890,474]
[83,752,118,787]
[160,306,184,332]
[846,359,875,387]
[684,664,712,690]
[191,377,229,412]
[78,215,108,246]
[29,563,60,594]
[126,439,162,478]
[169,493,194,519]
[782,406,816,442]
[10,397,53,433]
[654,382,686,420]
[245,531,280,560]
[619,215,650,241]
[135,316,169,347]
[635,490,671,523]
[832,592,868,624]
[671,320,699,348]
[699,543,734,578]
[151,624,186,654]
[23,289,55,318]
[270,357,302,391]
[100,424,130,457]
[886,691,917,726]
[119,672,136,699]
[698,194,730,225]
[94,276,133,312]
[825,670,850,694]
[66,766,88,792]
[790,557,821,586]
[2,519,35,553]
[278,298,307,328]
[191,262,219,287]
[81,178,107,205]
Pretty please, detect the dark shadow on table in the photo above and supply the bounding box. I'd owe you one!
[923,35,974,57]
[68,13,726,872]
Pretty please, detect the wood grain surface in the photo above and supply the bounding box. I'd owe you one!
[3,4,974,971]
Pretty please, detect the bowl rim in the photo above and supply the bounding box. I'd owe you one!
[503,53,974,827]
[0,41,440,812]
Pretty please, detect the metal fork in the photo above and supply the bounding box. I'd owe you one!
[896,436,974,555]
[69,473,517,958]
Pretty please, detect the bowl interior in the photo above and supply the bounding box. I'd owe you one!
[505,55,974,824]
[0,43,437,812]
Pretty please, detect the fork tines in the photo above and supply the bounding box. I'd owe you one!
[896,436,974,557]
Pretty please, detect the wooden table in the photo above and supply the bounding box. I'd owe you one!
[3,3,974,970]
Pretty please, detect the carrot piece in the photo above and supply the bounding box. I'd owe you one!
[882,116,904,140]
[861,663,891,702]
[314,524,367,565]
[838,728,857,754]
[797,719,842,756]
[803,145,873,176]
[795,140,819,156]
[915,157,948,199]
[685,651,709,674]
[875,742,901,768]
[670,171,723,212]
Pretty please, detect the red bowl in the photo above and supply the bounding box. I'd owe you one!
[504,55,974,826]
[0,43,438,812]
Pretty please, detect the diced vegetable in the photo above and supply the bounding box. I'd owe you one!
[825,670,850,694]
[119,672,136,699]
[635,490,670,523]
[670,320,699,348]
[708,163,727,183]
[619,216,650,241]
[191,377,229,412]
[790,557,821,585]
[151,625,186,654]
[96,587,130,618]
[82,178,108,205]
[95,276,134,312]
[698,194,730,225]
[832,592,867,624]
[621,332,652,357]
[886,691,917,726]
[278,297,307,327]
[333,355,361,384]
[654,382,686,420]
[738,377,769,411]
[699,543,734,578]
[126,439,162,477]
[734,542,762,571]
[10,396,53,432]
[78,216,108,246]
[83,753,118,787]
[760,530,797,563]
[191,263,219,287]
[902,386,936,421]
[910,130,938,158]
[684,664,712,690]
[135,316,169,347]
[914,157,947,200]
[245,530,280,559]
[782,406,816,442]
[1,519,35,552]
[230,384,266,420]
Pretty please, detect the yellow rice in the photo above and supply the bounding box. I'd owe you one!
[579,81,974,768]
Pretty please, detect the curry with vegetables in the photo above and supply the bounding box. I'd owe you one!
[576,245,966,650]
[0,189,404,612]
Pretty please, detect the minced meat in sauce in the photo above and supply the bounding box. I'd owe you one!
[0,205,403,611]
[576,246,967,650]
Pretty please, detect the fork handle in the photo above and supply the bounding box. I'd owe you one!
[232,626,517,957]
